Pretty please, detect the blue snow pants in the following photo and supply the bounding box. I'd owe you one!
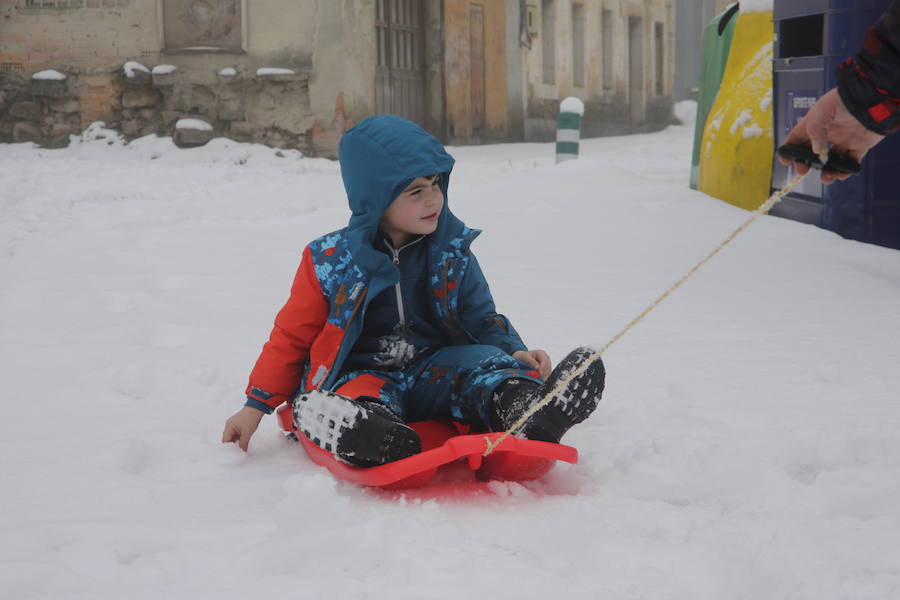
[329,344,543,430]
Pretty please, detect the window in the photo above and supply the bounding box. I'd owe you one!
[541,0,555,85]
[655,22,664,95]
[602,9,613,91]
[526,4,538,35]
[572,3,585,88]
[162,0,243,53]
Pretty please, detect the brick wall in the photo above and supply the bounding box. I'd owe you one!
[1,1,158,72]
[77,77,116,128]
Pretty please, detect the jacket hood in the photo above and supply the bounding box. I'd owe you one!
[338,115,461,254]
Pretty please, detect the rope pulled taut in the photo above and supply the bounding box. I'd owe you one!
[483,172,809,457]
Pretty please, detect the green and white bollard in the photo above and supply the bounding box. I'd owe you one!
[556,97,584,164]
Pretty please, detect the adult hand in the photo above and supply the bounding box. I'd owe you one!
[513,349,552,379]
[222,405,265,451]
[779,88,885,184]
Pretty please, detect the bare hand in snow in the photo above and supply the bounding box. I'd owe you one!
[222,406,265,451]
[513,349,552,379]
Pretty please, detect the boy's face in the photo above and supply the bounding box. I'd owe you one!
[380,174,444,246]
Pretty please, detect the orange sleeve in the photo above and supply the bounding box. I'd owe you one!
[245,245,329,411]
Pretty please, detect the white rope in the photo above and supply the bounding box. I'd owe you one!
[484,173,809,457]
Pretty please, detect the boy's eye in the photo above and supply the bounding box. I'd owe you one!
[405,175,440,196]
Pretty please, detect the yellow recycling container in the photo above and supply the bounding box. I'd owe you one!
[697,11,774,211]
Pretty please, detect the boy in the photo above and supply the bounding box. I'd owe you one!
[222,115,604,466]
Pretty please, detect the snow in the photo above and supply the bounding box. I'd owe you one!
[151,64,177,75]
[740,0,774,13]
[175,118,212,131]
[742,123,765,138]
[123,60,150,78]
[2,118,900,599]
[674,100,697,127]
[31,69,66,81]
[295,390,360,450]
[219,67,238,77]
[729,109,754,136]
[257,67,296,76]
[760,88,773,112]
[559,96,585,116]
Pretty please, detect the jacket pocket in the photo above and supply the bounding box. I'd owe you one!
[306,321,345,389]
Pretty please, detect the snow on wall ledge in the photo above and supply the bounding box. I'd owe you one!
[123,60,150,78]
[32,69,66,81]
[175,119,213,131]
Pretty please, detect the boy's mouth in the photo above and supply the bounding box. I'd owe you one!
[422,212,439,221]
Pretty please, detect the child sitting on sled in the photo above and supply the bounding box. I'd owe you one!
[222,115,605,466]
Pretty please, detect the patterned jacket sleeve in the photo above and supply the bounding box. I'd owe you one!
[244,245,329,413]
[457,252,528,356]
[837,0,900,135]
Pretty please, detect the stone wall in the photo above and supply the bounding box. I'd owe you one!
[115,64,315,152]
[0,62,356,155]
[0,71,82,148]
[0,1,365,157]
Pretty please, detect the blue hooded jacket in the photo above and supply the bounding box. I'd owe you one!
[245,115,526,412]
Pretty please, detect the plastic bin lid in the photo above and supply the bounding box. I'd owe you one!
[774,0,893,20]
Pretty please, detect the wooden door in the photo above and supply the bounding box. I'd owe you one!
[469,3,486,131]
[375,0,426,125]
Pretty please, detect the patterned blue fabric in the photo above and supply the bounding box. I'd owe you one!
[330,345,542,429]
[343,233,450,371]
[302,116,528,392]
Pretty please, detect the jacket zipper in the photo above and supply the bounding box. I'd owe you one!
[383,235,424,328]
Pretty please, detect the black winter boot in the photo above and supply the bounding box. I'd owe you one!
[492,347,605,443]
[293,389,421,467]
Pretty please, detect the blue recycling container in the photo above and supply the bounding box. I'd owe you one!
[771,0,900,250]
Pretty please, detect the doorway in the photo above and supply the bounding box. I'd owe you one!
[628,16,644,125]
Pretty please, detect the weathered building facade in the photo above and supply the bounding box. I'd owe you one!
[516,0,675,140]
[0,0,674,154]
[0,1,396,154]
[674,0,733,102]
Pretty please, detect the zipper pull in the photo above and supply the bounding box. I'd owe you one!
[392,256,399,266]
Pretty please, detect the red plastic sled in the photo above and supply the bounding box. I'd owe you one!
[276,405,578,489]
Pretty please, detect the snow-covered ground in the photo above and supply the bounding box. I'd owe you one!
[2,112,899,600]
